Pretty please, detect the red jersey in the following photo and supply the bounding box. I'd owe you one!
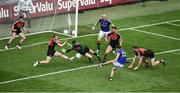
[12,21,25,31]
[134,48,153,57]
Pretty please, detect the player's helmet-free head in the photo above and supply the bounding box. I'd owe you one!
[132,46,138,51]
[112,26,117,32]
[72,40,77,45]
[52,34,58,39]
[102,14,107,20]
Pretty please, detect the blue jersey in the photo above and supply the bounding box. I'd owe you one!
[117,49,127,65]
[98,19,112,32]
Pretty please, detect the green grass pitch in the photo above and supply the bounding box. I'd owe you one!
[1,3,180,92]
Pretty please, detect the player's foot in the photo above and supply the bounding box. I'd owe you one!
[95,49,100,53]
[16,45,22,49]
[98,64,103,68]
[160,59,166,66]
[109,77,113,81]
[69,56,75,62]
[5,45,8,50]
[33,61,39,67]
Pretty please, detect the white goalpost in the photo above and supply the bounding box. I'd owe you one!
[49,0,79,38]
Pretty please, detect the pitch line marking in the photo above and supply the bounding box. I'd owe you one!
[166,22,180,27]
[0,19,180,52]
[131,28,180,41]
[0,48,180,85]
[0,31,52,41]
[0,19,180,41]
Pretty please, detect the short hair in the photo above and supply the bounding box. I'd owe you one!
[112,26,117,30]
[52,34,57,38]
[132,46,138,49]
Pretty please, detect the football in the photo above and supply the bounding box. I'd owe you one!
[75,53,81,59]
[71,30,76,36]
[63,29,69,35]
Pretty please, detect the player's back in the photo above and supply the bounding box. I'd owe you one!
[117,49,127,64]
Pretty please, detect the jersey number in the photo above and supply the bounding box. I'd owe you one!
[121,52,126,57]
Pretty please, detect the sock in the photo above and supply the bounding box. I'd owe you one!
[97,41,101,50]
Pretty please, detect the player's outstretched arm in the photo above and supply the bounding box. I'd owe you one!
[65,48,73,53]
[128,55,137,68]
[58,40,67,47]
[92,21,99,30]
[134,57,143,70]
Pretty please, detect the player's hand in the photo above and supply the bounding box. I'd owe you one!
[133,66,139,70]
[92,27,95,31]
[128,65,133,69]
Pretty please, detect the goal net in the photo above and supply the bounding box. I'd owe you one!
[0,0,79,40]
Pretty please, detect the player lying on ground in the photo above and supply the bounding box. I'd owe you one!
[103,26,122,62]
[33,34,74,67]
[66,40,102,63]
[98,48,127,81]
[92,14,115,53]
[5,16,29,49]
[128,46,166,70]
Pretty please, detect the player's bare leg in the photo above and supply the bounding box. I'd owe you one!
[103,45,113,62]
[85,53,93,63]
[5,33,16,49]
[33,56,52,67]
[96,35,103,53]
[54,51,74,61]
[109,67,117,81]
[98,60,113,68]
[151,58,165,66]
[17,33,26,49]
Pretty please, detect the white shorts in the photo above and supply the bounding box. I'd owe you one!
[98,30,110,38]
[113,61,124,68]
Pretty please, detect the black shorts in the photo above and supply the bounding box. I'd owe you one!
[109,42,119,50]
[79,46,90,55]
[144,50,155,60]
[12,30,22,35]
[47,49,55,57]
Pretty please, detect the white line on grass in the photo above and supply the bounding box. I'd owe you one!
[131,28,180,41]
[166,22,180,27]
[0,19,180,41]
[1,19,180,52]
[0,31,52,41]
[0,48,180,85]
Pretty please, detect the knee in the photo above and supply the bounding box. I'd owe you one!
[112,68,117,71]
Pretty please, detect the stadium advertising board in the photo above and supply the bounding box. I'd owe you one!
[0,0,138,23]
